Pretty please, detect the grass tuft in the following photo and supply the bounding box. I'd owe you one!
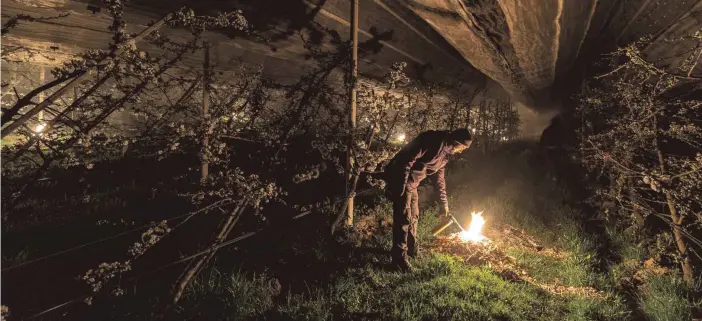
[178,269,277,320]
[638,275,701,321]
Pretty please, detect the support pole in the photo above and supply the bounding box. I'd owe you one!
[345,0,359,227]
[201,41,211,184]
[38,67,45,123]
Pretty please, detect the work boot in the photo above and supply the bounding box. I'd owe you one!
[391,258,413,273]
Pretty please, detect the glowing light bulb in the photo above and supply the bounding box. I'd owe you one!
[34,123,46,133]
[397,133,406,142]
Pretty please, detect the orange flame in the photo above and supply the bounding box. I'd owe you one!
[458,211,487,243]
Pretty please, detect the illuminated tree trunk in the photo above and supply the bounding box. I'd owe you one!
[344,0,359,227]
[653,116,693,285]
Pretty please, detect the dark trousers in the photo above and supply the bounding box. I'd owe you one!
[387,171,424,262]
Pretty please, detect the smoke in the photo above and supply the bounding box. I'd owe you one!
[515,101,559,140]
[469,79,560,140]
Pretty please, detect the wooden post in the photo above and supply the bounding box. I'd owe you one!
[38,67,45,123]
[201,42,211,184]
[481,100,488,153]
[344,0,359,227]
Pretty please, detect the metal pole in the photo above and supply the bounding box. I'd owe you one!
[345,0,359,226]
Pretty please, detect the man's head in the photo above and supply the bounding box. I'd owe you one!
[446,128,472,154]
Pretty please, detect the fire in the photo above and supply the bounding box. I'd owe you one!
[458,211,487,243]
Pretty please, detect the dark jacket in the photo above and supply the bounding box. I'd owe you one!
[386,130,452,208]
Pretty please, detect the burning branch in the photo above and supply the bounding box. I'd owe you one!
[458,211,487,243]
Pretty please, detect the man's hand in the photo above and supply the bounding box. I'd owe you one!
[441,206,450,218]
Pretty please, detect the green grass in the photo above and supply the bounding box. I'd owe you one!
[505,248,594,286]
[286,255,567,321]
[638,275,701,321]
[178,269,276,320]
[602,212,702,320]
[182,252,628,321]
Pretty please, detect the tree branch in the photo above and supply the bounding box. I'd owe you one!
[1,75,75,125]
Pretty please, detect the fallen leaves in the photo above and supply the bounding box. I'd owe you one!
[429,225,607,299]
[523,278,607,299]
[487,224,570,260]
[429,233,527,280]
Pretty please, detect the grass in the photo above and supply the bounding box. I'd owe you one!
[606,226,702,321]
[637,275,700,321]
[183,254,626,321]
[284,255,567,321]
[182,254,628,321]
[177,269,277,320]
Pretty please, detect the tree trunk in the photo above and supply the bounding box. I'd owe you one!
[172,201,247,304]
[344,0,359,227]
[449,82,461,130]
[662,176,693,285]
[449,99,459,130]
[420,89,434,131]
[384,111,400,143]
[653,117,693,285]
[332,117,378,234]
[464,81,485,128]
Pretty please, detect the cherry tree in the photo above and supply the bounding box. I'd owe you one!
[577,33,702,284]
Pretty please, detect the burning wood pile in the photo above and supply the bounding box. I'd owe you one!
[429,212,607,299]
[429,212,523,276]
